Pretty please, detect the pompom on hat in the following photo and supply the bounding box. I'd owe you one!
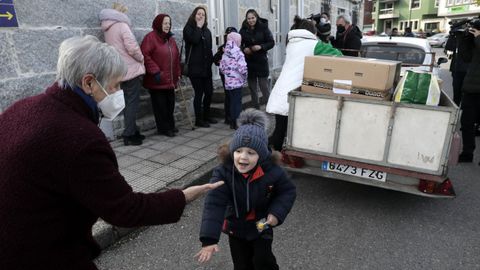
[229,109,271,162]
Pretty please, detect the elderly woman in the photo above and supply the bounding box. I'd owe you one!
[0,35,222,270]
[141,14,181,137]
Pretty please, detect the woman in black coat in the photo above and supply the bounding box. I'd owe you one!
[183,6,216,127]
[240,9,275,109]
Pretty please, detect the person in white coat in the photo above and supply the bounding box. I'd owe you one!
[266,16,342,151]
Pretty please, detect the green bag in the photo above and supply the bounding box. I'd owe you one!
[394,70,441,106]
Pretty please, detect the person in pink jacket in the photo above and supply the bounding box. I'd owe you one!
[220,32,248,129]
[100,4,146,146]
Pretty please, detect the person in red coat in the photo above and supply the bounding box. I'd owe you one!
[141,14,181,137]
[0,35,222,270]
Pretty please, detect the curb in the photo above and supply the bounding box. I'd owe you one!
[93,157,218,250]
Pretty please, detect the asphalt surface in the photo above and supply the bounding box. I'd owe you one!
[95,48,480,270]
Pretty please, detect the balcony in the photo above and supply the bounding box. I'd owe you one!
[378,8,400,19]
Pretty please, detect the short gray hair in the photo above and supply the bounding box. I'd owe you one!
[56,35,127,89]
[337,14,351,25]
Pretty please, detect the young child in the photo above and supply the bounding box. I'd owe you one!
[214,27,238,125]
[195,109,297,269]
[219,32,248,130]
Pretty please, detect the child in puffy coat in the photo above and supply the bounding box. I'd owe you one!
[220,32,248,130]
[195,109,296,269]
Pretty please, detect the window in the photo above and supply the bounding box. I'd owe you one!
[414,21,418,30]
[463,0,471,3]
[338,8,346,15]
[400,21,404,30]
[434,0,439,7]
[361,45,426,65]
[447,0,454,6]
[411,0,420,9]
[425,22,439,31]
[455,0,463,4]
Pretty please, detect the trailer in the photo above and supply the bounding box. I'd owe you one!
[283,89,460,198]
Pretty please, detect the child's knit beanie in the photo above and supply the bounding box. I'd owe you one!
[229,109,270,162]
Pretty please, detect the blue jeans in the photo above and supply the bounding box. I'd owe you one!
[228,88,243,126]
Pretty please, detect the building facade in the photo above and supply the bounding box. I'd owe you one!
[438,0,480,32]
[372,0,445,34]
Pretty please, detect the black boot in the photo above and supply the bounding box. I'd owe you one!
[195,119,210,128]
[123,135,143,146]
[459,152,473,163]
[203,110,218,124]
[134,130,145,140]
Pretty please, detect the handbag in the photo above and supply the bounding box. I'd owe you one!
[180,40,192,76]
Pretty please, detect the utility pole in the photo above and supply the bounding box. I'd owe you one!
[408,0,412,28]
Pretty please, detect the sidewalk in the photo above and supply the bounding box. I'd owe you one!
[92,121,235,249]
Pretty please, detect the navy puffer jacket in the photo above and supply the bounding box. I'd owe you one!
[199,152,296,246]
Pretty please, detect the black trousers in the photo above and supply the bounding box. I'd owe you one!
[189,76,213,119]
[149,89,175,133]
[228,235,279,270]
[269,115,289,151]
[452,71,466,106]
[461,93,480,155]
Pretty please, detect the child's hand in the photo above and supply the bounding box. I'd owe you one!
[266,214,279,226]
[195,244,219,263]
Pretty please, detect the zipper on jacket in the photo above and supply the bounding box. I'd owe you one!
[231,165,239,218]
[168,40,174,87]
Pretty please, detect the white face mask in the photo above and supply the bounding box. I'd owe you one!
[320,18,328,24]
[95,79,125,120]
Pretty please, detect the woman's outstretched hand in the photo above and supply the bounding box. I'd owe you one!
[182,181,224,203]
[195,244,219,263]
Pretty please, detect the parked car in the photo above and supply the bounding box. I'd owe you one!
[360,36,447,76]
[427,33,449,47]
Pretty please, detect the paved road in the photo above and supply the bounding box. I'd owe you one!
[96,48,480,270]
[96,163,480,269]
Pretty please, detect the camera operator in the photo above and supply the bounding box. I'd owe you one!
[444,24,471,106]
[459,21,480,164]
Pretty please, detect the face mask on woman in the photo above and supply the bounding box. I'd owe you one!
[95,78,125,120]
[336,24,346,34]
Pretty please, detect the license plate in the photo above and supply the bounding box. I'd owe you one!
[322,161,387,182]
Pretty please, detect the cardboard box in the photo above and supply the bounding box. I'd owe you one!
[301,85,392,101]
[303,55,401,93]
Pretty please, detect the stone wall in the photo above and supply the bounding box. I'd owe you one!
[0,0,206,112]
[1,0,363,139]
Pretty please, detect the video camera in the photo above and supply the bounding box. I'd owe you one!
[449,16,480,34]
[308,13,322,24]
